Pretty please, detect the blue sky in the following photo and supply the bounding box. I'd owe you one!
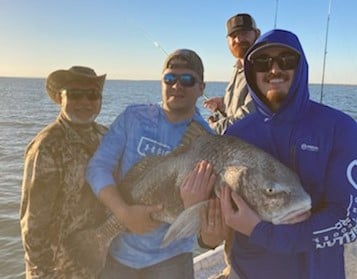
[1,0,356,84]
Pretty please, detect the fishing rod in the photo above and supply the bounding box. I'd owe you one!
[136,24,227,118]
[274,0,279,28]
[319,0,333,104]
[202,93,227,117]
[131,21,169,56]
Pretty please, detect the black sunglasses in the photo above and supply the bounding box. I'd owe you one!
[64,89,101,101]
[163,73,197,87]
[250,52,300,72]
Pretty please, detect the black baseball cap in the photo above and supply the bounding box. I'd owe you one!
[226,13,257,36]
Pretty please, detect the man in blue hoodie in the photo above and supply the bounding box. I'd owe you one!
[221,29,357,278]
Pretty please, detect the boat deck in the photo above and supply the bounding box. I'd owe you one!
[194,245,226,279]
[194,243,357,279]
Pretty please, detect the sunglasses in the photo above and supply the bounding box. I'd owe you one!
[163,73,197,87]
[249,52,300,72]
[64,89,101,101]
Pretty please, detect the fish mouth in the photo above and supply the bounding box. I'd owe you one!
[272,203,311,225]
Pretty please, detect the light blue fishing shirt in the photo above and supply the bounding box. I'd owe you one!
[86,103,212,268]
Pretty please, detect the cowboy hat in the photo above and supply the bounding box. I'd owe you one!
[45,66,106,104]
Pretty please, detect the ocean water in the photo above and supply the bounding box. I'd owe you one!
[0,77,356,278]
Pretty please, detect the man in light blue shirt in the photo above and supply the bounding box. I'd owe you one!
[86,49,224,279]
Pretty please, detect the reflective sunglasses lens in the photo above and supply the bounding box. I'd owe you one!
[163,73,196,87]
[163,73,177,86]
[179,74,196,87]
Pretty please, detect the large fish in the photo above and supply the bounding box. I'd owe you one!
[63,121,311,275]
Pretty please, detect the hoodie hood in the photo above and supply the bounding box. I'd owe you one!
[244,29,310,121]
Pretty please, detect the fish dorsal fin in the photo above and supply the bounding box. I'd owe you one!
[163,120,211,157]
[180,120,211,147]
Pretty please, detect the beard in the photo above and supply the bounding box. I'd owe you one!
[260,73,291,111]
[62,110,98,125]
[266,90,287,105]
[230,41,252,59]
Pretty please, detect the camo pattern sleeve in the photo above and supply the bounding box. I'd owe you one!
[20,117,107,279]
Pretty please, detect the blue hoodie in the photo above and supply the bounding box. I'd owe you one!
[225,29,357,279]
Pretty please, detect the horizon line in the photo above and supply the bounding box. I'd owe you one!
[0,75,356,86]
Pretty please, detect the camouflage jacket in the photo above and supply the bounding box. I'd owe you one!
[20,114,107,279]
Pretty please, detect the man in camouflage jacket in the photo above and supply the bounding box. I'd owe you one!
[20,66,107,278]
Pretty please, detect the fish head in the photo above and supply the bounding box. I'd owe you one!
[217,165,311,224]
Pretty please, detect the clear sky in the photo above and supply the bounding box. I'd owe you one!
[1,0,356,84]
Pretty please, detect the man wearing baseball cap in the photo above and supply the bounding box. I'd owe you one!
[204,13,260,134]
[86,49,225,278]
[222,28,357,279]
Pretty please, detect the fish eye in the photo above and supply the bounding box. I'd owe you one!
[266,188,274,194]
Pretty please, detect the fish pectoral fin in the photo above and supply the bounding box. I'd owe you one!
[161,201,208,247]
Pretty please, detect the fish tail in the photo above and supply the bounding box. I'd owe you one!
[64,214,126,275]
[161,201,208,247]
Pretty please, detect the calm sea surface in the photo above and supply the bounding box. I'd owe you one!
[0,77,356,278]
